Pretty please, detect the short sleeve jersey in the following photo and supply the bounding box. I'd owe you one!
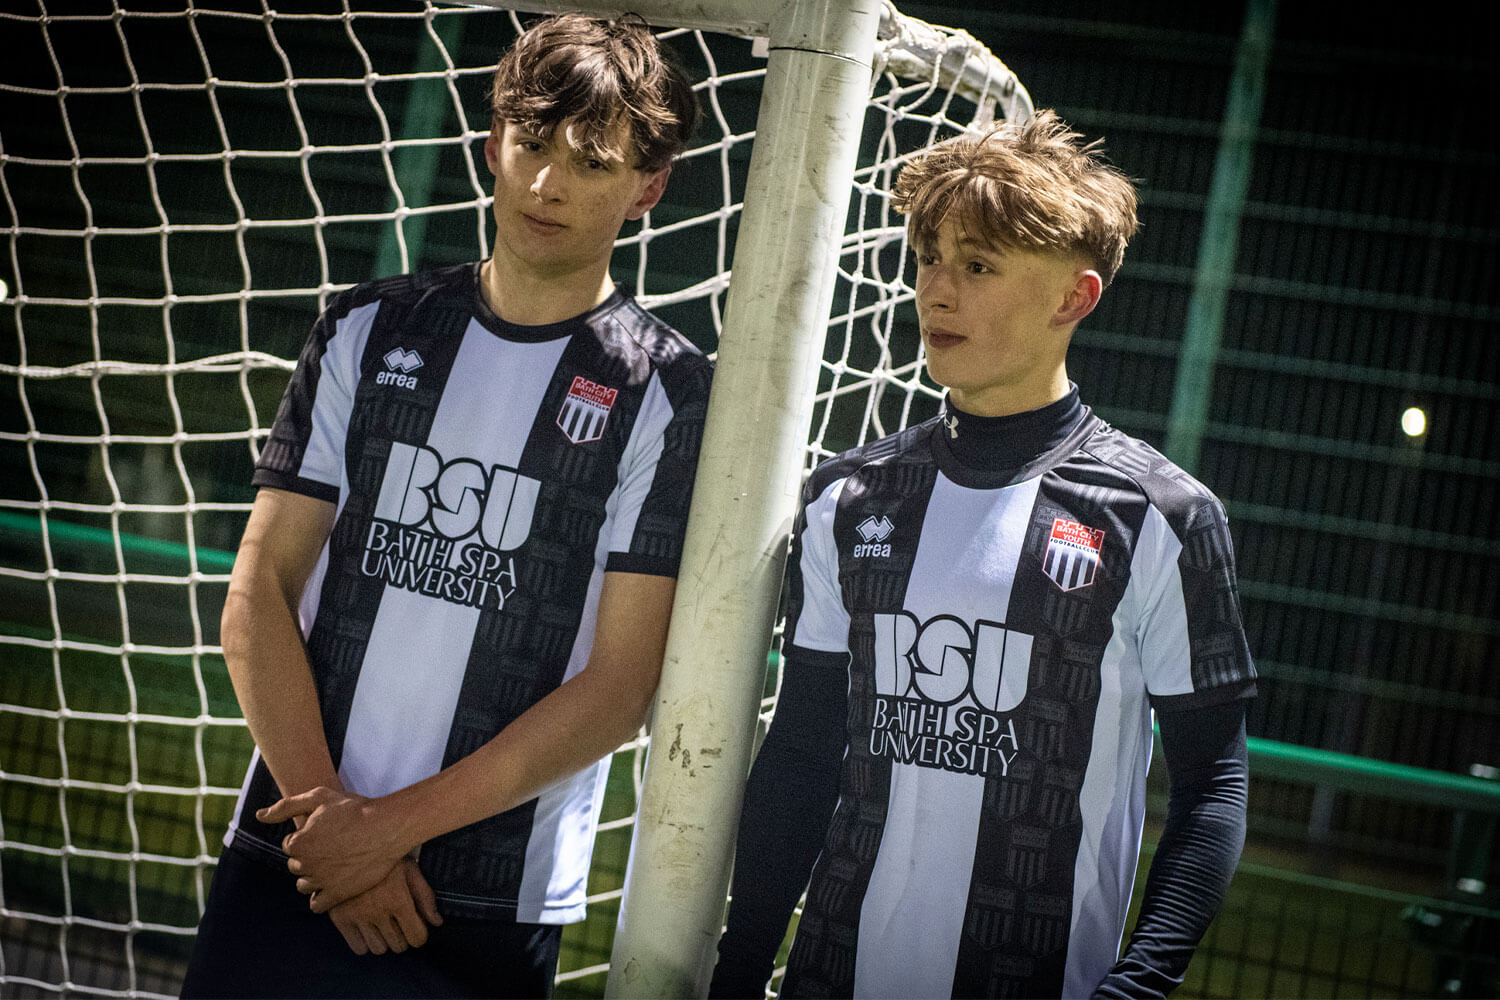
[779,403,1255,998]
[224,263,712,924]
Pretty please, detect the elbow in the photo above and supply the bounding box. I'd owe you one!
[603,668,659,752]
[219,565,297,681]
[620,682,657,744]
[219,585,256,683]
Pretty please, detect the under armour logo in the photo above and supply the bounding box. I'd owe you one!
[943,412,959,439]
[383,347,424,373]
[856,515,894,544]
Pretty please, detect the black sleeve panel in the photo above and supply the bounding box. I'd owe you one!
[1093,699,1250,999]
[708,645,849,1000]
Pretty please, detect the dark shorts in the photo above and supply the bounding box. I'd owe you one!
[180,846,562,999]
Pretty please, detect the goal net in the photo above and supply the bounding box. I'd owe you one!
[0,2,1029,995]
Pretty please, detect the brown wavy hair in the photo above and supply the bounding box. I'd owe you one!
[489,12,699,173]
[892,110,1139,286]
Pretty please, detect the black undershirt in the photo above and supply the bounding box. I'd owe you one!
[709,390,1250,1000]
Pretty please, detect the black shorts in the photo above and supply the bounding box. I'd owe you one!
[180,846,562,999]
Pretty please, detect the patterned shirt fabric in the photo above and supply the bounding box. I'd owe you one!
[779,392,1255,998]
[224,262,711,923]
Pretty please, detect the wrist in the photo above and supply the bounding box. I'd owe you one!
[369,790,425,861]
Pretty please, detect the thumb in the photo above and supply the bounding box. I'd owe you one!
[404,859,442,926]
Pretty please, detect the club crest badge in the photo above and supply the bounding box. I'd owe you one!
[556,376,618,445]
[1043,517,1105,592]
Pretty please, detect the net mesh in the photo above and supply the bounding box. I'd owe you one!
[0,2,1024,995]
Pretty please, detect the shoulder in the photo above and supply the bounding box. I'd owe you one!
[319,263,477,325]
[1076,419,1228,532]
[597,293,713,393]
[803,419,938,505]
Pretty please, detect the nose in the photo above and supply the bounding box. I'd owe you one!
[916,264,953,312]
[530,162,564,202]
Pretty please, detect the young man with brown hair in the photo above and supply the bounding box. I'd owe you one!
[710,111,1255,999]
[181,14,706,998]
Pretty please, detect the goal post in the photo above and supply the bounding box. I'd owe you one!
[599,2,882,995]
[0,2,1028,996]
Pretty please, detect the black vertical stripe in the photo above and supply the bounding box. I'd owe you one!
[951,457,1144,998]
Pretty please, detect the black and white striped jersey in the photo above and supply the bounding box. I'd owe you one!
[224,263,711,923]
[779,397,1255,998]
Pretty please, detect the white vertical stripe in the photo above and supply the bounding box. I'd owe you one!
[296,301,367,634]
[338,322,568,798]
[855,474,1038,998]
[1062,587,1152,997]
[1134,504,1193,696]
[338,601,488,796]
[605,373,670,553]
[223,747,266,847]
[791,477,852,653]
[300,301,378,489]
[518,561,609,923]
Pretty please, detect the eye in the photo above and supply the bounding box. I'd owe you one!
[965,260,991,275]
[915,252,937,267]
[584,158,609,172]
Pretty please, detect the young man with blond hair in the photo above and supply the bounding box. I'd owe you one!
[710,111,1255,999]
[182,14,707,997]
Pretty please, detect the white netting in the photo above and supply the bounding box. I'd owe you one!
[0,2,1027,995]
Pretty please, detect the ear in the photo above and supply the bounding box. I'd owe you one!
[1054,268,1103,327]
[625,165,672,221]
[484,121,502,176]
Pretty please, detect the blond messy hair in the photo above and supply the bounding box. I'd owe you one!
[892,110,1139,286]
[490,13,698,173]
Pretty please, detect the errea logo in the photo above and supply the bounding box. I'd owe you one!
[852,514,894,558]
[377,347,423,389]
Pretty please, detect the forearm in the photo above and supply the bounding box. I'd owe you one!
[223,583,340,796]
[709,736,837,998]
[222,489,341,799]
[377,660,652,854]
[271,570,673,911]
[1095,702,1249,999]
[709,648,847,1000]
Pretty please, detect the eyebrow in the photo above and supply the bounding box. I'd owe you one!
[510,123,630,166]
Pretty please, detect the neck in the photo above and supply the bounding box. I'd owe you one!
[481,250,615,326]
[947,368,1071,418]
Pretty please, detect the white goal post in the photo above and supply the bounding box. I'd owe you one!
[545,2,1022,996]
[0,1,1028,996]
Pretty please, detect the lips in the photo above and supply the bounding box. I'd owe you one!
[924,327,964,350]
[522,212,565,232]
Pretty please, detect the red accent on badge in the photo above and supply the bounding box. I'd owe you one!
[1043,518,1105,592]
[556,376,619,444]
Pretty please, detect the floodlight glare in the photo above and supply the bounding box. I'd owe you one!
[1401,407,1427,438]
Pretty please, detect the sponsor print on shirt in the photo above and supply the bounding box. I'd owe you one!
[1042,517,1105,592]
[359,441,539,611]
[869,610,1033,778]
[556,375,618,445]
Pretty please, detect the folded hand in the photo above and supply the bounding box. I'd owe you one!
[258,786,407,912]
[328,857,443,955]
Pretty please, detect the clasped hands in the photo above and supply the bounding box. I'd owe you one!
[258,787,440,955]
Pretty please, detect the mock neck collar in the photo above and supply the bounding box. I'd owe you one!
[933,386,1089,486]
